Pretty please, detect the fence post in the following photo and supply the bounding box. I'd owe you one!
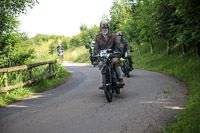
[3,72,8,87]
[52,63,55,73]
[49,63,52,74]
[29,68,33,80]
[29,68,33,86]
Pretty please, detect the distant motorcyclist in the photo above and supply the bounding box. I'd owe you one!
[117,32,134,70]
[57,43,64,60]
[94,20,125,89]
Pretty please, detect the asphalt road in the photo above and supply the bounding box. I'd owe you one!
[0,62,188,133]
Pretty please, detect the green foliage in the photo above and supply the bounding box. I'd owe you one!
[107,0,200,55]
[63,46,90,63]
[49,42,56,54]
[0,0,38,68]
[0,75,3,88]
[61,38,71,50]
[0,64,69,107]
[0,33,35,68]
[80,24,88,31]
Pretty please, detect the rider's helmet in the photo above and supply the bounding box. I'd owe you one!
[117,31,123,37]
[91,41,95,47]
[100,20,109,31]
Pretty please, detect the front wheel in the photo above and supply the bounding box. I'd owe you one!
[124,62,130,78]
[102,74,112,102]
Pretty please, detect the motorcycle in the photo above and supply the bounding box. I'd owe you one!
[121,50,133,78]
[90,52,98,67]
[85,44,98,67]
[58,50,64,61]
[96,49,123,102]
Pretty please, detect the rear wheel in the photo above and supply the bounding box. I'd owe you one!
[102,74,112,102]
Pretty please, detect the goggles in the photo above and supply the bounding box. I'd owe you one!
[117,33,123,36]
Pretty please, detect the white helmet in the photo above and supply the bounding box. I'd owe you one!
[91,41,95,46]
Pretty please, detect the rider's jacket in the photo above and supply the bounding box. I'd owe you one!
[57,46,63,53]
[94,32,123,55]
[120,38,131,52]
[89,46,94,54]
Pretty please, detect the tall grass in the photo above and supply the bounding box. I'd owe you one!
[63,45,90,63]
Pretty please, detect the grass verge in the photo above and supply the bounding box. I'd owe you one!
[0,63,69,107]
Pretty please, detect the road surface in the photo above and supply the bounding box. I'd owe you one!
[0,62,188,133]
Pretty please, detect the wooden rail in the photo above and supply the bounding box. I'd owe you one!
[0,60,57,92]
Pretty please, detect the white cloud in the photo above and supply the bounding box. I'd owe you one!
[18,0,113,38]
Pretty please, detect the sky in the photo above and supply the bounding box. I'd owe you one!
[18,0,113,38]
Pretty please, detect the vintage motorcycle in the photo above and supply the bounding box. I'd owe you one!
[90,52,98,67]
[121,50,133,78]
[85,44,98,67]
[57,50,64,61]
[96,49,123,102]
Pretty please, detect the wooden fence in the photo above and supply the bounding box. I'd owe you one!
[0,60,57,92]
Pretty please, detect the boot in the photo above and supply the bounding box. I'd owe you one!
[119,78,125,85]
[99,84,103,89]
[130,64,134,70]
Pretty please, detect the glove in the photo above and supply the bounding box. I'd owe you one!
[119,47,125,58]
[128,46,134,52]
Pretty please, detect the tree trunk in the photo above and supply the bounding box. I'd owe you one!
[181,43,186,55]
[150,39,154,54]
[137,43,141,56]
[167,40,170,55]
[138,46,141,56]
[196,42,200,57]
[136,41,141,56]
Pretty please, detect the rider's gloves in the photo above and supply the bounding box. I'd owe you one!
[129,46,134,52]
[119,47,125,58]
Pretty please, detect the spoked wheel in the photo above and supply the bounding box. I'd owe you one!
[124,62,130,78]
[102,74,112,102]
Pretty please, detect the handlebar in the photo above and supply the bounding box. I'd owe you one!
[94,49,121,58]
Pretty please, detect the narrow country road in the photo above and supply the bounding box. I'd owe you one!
[0,62,188,133]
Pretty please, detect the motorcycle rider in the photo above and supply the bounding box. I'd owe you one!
[117,32,134,70]
[94,20,125,89]
[57,43,64,60]
[89,41,95,64]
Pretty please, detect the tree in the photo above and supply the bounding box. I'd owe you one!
[80,24,88,31]
[170,0,200,56]
[152,0,176,54]
[0,0,38,68]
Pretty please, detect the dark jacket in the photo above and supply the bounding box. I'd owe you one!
[57,46,63,53]
[120,38,131,52]
[94,32,123,55]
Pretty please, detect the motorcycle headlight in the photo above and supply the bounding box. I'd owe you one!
[101,58,107,63]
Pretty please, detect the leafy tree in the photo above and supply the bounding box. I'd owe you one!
[80,24,88,31]
[0,0,38,68]
[170,0,200,56]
